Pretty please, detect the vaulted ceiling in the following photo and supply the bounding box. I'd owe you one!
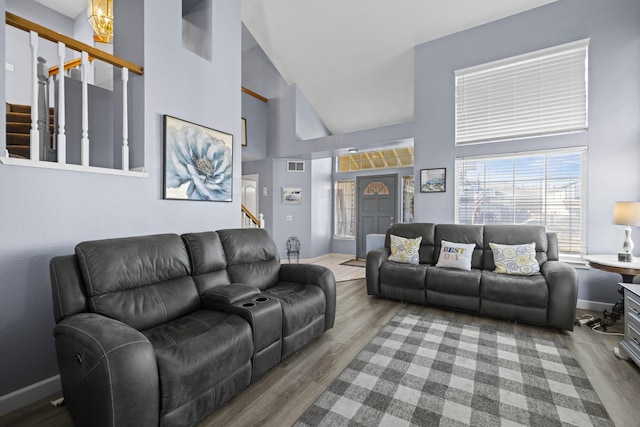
[242,0,558,135]
[35,0,558,136]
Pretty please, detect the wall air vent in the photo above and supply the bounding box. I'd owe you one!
[287,161,305,172]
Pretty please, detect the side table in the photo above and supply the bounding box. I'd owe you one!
[617,283,640,367]
[583,254,640,327]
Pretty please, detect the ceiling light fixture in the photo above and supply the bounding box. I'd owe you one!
[348,148,358,153]
[87,0,114,44]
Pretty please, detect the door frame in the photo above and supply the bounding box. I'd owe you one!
[355,173,398,259]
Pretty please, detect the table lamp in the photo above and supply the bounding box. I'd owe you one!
[613,201,640,262]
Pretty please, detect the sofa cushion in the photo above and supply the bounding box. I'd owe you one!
[489,242,540,275]
[217,229,281,290]
[75,234,198,330]
[481,271,549,307]
[385,223,436,264]
[388,234,422,264]
[261,283,325,337]
[182,232,232,294]
[142,310,253,416]
[483,225,548,270]
[435,240,475,271]
[434,224,484,269]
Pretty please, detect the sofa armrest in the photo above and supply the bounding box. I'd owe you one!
[54,313,159,427]
[279,263,336,330]
[541,261,578,331]
[366,247,390,296]
[202,284,261,304]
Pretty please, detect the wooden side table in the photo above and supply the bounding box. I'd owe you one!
[583,254,640,327]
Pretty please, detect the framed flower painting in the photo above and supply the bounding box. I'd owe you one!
[163,115,233,201]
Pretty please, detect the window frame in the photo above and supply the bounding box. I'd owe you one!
[454,146,588,257]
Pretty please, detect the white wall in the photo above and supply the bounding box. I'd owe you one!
[0,0,242,406]
[413,0,640,304]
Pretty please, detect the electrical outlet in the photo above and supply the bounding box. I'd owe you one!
[5,62,14,72]
[286,215,293,221]
[578,318,591,325]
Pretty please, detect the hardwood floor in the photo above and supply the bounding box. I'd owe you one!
[2,256,639,426]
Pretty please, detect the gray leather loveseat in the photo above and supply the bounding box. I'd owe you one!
[49,228,336,427]
[366,223,577,330]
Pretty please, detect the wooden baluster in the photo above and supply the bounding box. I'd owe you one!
[80,51,89,166]
[29,31,40,161]
[56,42,66,164]
[121,68,129,171]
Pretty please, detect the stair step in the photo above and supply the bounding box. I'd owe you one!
[6,103,54,115]
[7,145,30,158]
[6,113,55,124]
[6,133,31,146]
[7,122,32,133]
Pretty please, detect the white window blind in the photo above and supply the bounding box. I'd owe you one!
[455,39,589,145]
[455,147,587,255]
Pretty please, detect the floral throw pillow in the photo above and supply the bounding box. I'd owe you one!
[489,242,540,276]
[388,234,422,265]
[435,240,476,271]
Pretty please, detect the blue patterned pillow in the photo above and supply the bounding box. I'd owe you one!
[388,234,422,264]
[489,242,540,275]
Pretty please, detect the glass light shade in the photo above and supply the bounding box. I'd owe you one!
[87,0,113,44]
[613,202,640,226]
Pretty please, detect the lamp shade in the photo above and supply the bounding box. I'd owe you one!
[613,202,640,226]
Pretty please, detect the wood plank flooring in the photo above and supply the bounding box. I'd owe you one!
[2,256,639,426]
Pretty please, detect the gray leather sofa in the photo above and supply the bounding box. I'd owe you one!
[366,223,578,330]
[49,228,336,427]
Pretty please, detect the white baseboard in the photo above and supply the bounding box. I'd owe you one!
[0,375,60,416]
[576,299,614,313]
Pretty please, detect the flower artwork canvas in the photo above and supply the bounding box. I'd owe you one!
[163,115,233,201]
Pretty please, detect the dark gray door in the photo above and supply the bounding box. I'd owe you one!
[356,174,397,259]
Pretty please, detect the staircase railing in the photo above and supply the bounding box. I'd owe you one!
[3,12,143,171]
[242,204,265,228]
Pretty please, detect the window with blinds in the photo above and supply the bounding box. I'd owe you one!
[455,39,589,145]
[455,147,587,255]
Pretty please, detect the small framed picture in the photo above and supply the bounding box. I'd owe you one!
[420,168,446,193]
[282,187,302,204]
[241,118,248,147]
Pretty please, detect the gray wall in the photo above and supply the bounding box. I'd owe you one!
[0,0,241,401]
[241,91,268,161]
[413,0,640,304]
[5,0,75,106]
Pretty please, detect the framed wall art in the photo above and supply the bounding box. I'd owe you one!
[163,115,233,201]
[282,187,302,204]
[420,168,446,193]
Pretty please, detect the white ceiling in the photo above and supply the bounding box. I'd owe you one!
[242,0,558,135]
[35,0,559,136]
[34,0,86,19]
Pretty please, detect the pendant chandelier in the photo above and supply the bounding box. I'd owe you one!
[87,0,113,43]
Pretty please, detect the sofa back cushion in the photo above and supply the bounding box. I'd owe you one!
[384,223,436,264]
[75,234,198,330]
[182,231,232,293]
[434,224,484,269]
[217,228,281,290]
[482,225,548,270]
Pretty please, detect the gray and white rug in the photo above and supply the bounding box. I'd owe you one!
[295,310,613,426]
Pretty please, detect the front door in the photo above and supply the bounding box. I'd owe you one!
[356,174,397,259]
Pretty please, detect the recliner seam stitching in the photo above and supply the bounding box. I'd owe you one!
[150,285,168,323]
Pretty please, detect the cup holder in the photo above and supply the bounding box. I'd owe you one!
[255,297,269,303]
[242,302,256,308]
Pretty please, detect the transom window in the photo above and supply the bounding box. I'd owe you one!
[337,147,413,172]
[455,147,588,255]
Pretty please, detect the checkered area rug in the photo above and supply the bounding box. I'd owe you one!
[295,310,613,427]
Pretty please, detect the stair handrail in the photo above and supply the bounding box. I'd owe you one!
[48,56,96,77]
[4,11,143,170]
[242,204,261,227]
[5,12,143,75]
